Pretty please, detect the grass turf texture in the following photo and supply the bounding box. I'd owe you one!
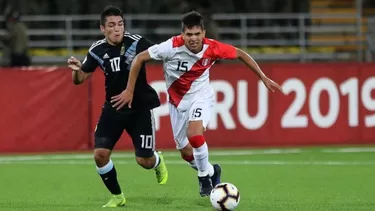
[0,146,374,211]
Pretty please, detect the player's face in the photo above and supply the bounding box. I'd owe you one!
[100,15,124,45]
[182,26,206,53]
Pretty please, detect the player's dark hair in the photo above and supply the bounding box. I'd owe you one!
[181,11,205,32]
[100,5,123,26]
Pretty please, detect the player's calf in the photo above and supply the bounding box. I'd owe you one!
[135,151,168,185]
[94,147,122,196]
[187,121,215,196]
[187,134,214,178]
[188,135,214,196]
[135,149,160,169]
[179,144,198,170]
[135,156,157,169]
[180,140,221,189]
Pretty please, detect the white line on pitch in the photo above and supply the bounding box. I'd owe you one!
[0,146,374,162]
[1,160,375,166]
[321,147,375,153]
[0,149,301,161]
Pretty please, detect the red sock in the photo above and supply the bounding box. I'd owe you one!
[181,155,194,162]
[189,135,205,148]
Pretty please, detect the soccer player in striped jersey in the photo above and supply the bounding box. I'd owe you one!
[113,11,282,197]
[67,5,168,207]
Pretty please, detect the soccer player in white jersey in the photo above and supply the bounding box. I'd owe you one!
[111,11,282,197]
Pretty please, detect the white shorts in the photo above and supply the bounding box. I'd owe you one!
[168,97,214,150]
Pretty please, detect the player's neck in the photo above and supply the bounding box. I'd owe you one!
[106,38,121,46]
[186,44,203,54]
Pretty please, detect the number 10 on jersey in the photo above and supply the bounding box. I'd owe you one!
[110,57,121,72]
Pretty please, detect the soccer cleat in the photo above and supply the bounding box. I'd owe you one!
[211,164,222,187]
[102,193,126,208]
[198,175,213,197]
[155,151,168,185]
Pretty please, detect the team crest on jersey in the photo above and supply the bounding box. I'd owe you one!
[201,58,210,66]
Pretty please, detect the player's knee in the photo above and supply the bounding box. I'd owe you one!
[187,135,206,148]
[135,156,154,169]
[94,148,111,167]
[187,121,204,138]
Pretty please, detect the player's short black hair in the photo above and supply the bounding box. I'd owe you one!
[100,5,123,26]
[181,11,205,32]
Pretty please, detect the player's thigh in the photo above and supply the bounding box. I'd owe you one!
[126,109,156,158]
[94,104,124,150]
[188,97,214,129]
[168,103,189,150]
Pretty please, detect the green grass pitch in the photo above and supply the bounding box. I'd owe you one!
[0,146,374,211]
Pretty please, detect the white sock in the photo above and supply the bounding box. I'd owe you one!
[181,154,198,170]
[193,142,214,177]
[152,151,160,169]
[188,160,198,170]
[96,159,114,174]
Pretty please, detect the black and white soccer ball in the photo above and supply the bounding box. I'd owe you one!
[210,182,240,211]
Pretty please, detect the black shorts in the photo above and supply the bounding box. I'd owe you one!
[94,102,156,158]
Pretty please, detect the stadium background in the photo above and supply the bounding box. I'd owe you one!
[0,1,375,210]
[1,0,374,152]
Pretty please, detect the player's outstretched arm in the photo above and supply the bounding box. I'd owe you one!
[213,39,282,92]
[111,50,153,110]
[235,48,282,92]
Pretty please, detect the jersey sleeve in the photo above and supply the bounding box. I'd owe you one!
[136,37,154,54]
[81,48,99,73]
[212,40,238,60]
[147,38,173,61]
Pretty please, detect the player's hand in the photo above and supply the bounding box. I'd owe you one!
[110,89,134,110]
[67,56,82,71]
[261,76,282,93]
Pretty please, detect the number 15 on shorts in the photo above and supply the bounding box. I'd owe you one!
[192,108,202,118]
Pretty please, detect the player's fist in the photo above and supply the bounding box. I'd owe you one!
[67,56,82,71]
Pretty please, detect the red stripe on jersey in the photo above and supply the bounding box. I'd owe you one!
[167,49,215,107]
[172,36,184,48]
[204,38,237,59]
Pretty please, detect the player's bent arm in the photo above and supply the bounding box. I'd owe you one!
[71,51,97,85]
[72,70,92,85]
[126,50,153,92]
[235,48,266,80]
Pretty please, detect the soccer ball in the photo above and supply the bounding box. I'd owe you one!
[210,182,240,210]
